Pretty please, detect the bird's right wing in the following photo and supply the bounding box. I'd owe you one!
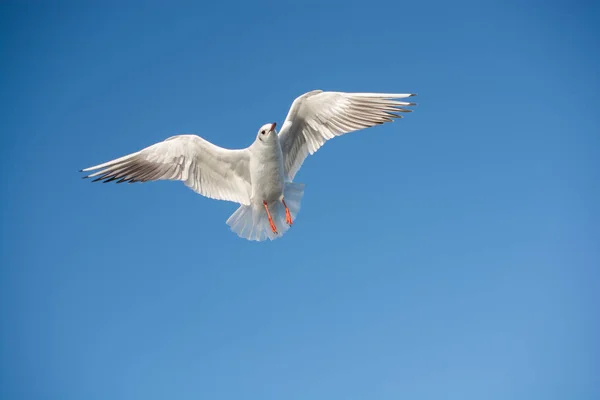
[278,90,416,181]
[81,134,252,205]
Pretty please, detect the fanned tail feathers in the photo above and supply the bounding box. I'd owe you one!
[226,182,304,241]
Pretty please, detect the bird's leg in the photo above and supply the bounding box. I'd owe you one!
[263,201,278,234]
[282,198,293,225]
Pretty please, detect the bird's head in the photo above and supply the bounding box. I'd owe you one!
[256,122,277,143]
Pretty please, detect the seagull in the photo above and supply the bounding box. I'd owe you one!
[81,90,416,241]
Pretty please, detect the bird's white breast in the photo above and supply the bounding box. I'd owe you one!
[249,136,285,204]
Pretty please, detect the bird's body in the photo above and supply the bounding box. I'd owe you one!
[249,127,285,204]
[81,90,416,241]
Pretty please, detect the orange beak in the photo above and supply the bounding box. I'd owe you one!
[270,122,276,132]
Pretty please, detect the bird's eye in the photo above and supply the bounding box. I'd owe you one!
[261,130,265,135]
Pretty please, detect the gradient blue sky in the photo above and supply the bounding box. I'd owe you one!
[1,1,599,399]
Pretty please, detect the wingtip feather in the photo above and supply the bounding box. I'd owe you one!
[80,152,139,172]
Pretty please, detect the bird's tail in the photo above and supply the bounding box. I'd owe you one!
[226,182,305,241]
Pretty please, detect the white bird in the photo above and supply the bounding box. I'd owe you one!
[81,90,416,241]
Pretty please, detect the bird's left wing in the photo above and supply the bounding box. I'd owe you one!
[278,90,416,181]
[81,134,252,205]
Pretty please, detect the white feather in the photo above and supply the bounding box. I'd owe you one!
[82,135,252,205]
[278,91,416,181]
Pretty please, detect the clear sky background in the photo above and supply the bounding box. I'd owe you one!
[1,1,598,399]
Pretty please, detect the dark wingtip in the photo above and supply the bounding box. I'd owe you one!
[409,93,417,97]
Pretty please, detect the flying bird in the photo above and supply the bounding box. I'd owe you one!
[81,90,416,241]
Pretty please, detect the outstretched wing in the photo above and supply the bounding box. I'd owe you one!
[81,134,252,205]
[278,90,416,181]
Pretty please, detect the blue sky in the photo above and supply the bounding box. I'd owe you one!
[1,1,598,399]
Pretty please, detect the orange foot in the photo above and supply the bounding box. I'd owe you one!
[282,199,293,225]
[263,201,278,234]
